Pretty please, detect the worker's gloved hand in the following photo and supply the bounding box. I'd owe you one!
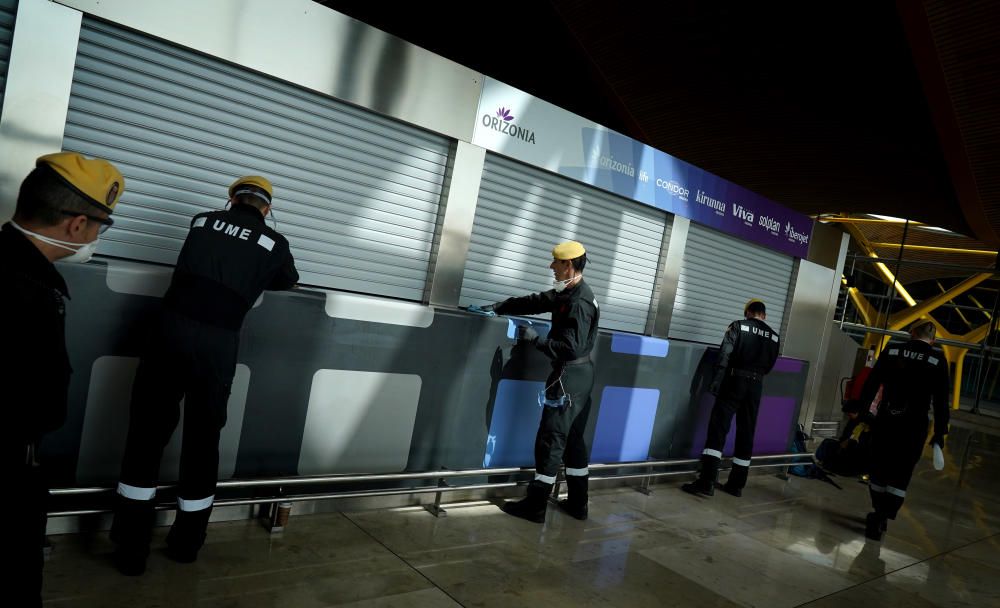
[929,433,946,448]
[519,325,539,344]
[708,379,722,396]
[467,304,496,317]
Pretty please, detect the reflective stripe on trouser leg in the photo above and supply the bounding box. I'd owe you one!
[726,462,750,490]
[534,473,557,484]
[117,482,156,501]
[732,457,751,467]
[177,495,215,512]
[565,467,589,476]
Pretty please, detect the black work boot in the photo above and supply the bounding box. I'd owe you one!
[864,512,888,541]
[110,495,156,576]
[165,508,212,563]
[723,463,749,497]
[558,475,589,520]
[682,454,719,497]
[501,481,550,523]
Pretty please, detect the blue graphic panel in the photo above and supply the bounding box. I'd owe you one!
[591,387,660,463]
[483,379,544,468]
[610,334,669,358]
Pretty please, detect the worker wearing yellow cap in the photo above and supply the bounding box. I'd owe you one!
[1,152,123,606]
[682,298,780,498]
[111,174,298,575]
[477,240,600,523]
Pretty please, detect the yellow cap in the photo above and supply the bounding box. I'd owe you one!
[37,152,124,213]
[744,298,765,313]
[229,175,273,201]
[552,240,586,260]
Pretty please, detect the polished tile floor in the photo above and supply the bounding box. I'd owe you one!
[42,438,999,607]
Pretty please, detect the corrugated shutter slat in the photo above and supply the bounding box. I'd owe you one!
[63,19,450,301]
[0,0,16,113]
[461,155,670,334]
[669,223,793,344]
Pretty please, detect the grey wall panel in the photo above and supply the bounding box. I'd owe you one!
[299,370,421,474]
[64,19,451,300]
[669,222,794,344]
[461,154,670,334]
[0,0,15,112]
[76,357,249,484]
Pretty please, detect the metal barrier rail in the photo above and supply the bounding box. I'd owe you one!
[47,453,811,518]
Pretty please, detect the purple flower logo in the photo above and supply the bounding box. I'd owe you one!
[496,107,514,122]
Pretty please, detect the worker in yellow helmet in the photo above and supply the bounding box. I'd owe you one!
[111,175,298,575]
[476,241,600,523]
[683,298,780,498]
[2,152,124,606]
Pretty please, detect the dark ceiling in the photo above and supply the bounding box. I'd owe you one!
[315,1,1000,246]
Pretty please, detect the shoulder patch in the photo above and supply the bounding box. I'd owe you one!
[193,216,207,229]
[257,234,275,251]
[887,348,899,356]
[771,333,779,342]
[928,356,939,366]
[740,324,750,332]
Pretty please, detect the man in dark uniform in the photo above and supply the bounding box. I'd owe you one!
[480,241,599,523]
[1,152,123,607]
[112,175,298,574]
[858,320,949,541]
[683,298,780,497]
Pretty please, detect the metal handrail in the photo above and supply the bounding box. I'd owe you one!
[46,453,812,517]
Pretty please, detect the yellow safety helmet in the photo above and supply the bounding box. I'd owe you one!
[229,175,273,203]
[744,298,765,314]
[552,240,586,260]
[37,152,125,213]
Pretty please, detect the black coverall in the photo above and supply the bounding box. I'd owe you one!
[113,204,297,561]
[696,317,780,490]
[494,280,600,506]
[859,339,949,520]
[0,223,73,607]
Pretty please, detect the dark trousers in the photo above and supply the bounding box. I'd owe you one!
[5,461,46,607]
[114,309,237,553]
[532,362,594,502]
[868,414,927,519]
[698,374,763,488]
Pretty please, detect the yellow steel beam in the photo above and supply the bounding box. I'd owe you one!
[937,281,974,330]
[870,242,997,256]
[888,273,992,330]
[847,287,879,326]
[821,217,925,226]
[968,295,992,321]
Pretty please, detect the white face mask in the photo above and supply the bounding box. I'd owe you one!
[11,221,99,264]
[552,275,579,292]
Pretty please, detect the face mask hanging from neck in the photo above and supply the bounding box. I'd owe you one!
[552,275,579,293]
[11,221,99,263]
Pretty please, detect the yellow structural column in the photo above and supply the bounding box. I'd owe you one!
[939,344,967,411]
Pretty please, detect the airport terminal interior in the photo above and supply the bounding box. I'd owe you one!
[1,1,999,606]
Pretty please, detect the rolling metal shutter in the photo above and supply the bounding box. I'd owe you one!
[0,0,15,114]
[460,154,670,334]
[63,19,450,300]
[669,222,794,344]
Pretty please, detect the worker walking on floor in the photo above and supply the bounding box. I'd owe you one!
[858,320,949,541]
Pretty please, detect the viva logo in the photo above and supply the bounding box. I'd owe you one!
[481,106,537,144]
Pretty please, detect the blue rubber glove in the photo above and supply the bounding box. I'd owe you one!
[467,304,497,317]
